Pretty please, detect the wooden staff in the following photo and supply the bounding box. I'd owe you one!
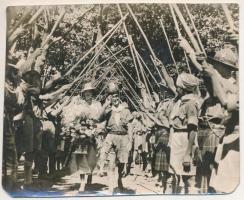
[127,4,177,96]
[98,45,129,68]
[150,55,177,96]
[132,44,152,99]
[69,16,125,84]
[137,51,160,88]
[116,65,142,102]
[94,64,115,87]
[222,4,236,32]
[44,17,120,106]
[41,8,66,48]
[27,6,44,25]
[184,4,207,56]
[169,4,191,74]
[169,4,181,38]
[79,44,130,81]
[81,24,120,76]
[141,64,154,92]
[122,88,140,111]
[159,19,179,74]
[105,45,139,87]
[65,14,128,76]
[172,4,202,54]
[116,67,141,101]
[54,22,127,107]
[95,70,116,101]
[126,4,165,82]
[117,4,141,83]
[48,6,96,48]
[184,50,191,74]
[115,65,141,100]
[126,4,156,58]
[122,83,142,106]
[41,8,68,87]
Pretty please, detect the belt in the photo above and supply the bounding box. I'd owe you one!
[109,131,127,135]
[173,128,188,132]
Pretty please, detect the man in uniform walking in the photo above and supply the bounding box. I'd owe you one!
[100,85,133,193]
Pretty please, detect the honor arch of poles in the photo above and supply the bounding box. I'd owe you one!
[7,4,238,112]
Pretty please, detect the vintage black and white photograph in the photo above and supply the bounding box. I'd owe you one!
[2,2,239,198]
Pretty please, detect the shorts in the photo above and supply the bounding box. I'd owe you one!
[101,133,130,164]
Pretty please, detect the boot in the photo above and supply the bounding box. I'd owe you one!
[118,177,124,193]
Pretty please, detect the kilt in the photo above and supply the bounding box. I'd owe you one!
[154,149,170,172]
[154,129,170,172]
[169,131,196,176]
[198,126,225,176]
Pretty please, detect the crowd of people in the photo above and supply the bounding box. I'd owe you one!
[3,4,239,196]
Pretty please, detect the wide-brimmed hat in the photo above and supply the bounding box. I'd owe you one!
[205,103,225,121]
[81,82,95,93]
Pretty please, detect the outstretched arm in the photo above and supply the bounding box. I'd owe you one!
[201,61,228,107]
[154,58,177,96]
[18,48,43,75]
[178,36,203,71]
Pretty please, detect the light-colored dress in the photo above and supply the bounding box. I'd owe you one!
[66,98,105,175]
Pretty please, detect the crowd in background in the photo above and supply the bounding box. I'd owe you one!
[3,3,239,195]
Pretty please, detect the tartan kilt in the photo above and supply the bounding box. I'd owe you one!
[154,148,170,172]
[154,130,170,172]
[198,127,225,174]
[198,128,219,154]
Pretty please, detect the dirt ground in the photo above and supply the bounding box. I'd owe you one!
[8,159,185,197]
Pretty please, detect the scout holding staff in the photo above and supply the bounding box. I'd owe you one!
[168,72,201,194]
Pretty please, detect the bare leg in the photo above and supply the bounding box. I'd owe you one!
[79,174,88,192]
[107,158,116,193]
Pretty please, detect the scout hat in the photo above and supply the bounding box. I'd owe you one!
[81,82,95,93]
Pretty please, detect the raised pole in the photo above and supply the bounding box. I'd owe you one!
[184,4,207,56]
[159,19,179,74]
[222,4,236,32]
[172,4,202,54]
[65,14,128,76]
[126,4,166,82]
[117,4,141,83]
[41,8,66,48]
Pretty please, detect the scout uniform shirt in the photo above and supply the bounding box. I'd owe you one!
[107,102,133,133]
